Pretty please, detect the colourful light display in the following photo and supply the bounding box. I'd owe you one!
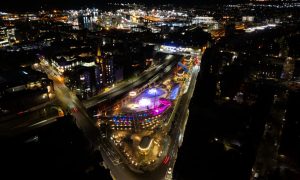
[139,98,151,107]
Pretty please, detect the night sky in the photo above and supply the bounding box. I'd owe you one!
[0,0,247,11]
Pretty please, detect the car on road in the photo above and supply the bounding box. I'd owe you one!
[102,133,106,138]
[24,135,39,143]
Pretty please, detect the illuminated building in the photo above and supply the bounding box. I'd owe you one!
[281,57,295,80]
[0,28,9,47]
[95,46,114,86]
[109,87,172,131]
[77,8,99,31]
[0,26,16,47]
[242,16,254,22]
[51,56,95,71]
[192,16,216,25]
[78,14,93,30]
[0,68,53,114]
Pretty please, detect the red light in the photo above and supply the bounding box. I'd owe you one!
[71,107,78,113]
[17,111,24,115]
[163,155,170,165]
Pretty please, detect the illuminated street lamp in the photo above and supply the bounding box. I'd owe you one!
[129,91,137,97]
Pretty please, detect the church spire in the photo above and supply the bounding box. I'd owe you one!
[97,45,101,57]
[96,44,103,64]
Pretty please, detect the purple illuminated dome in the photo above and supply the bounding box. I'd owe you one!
[148,88,157,95]
[139,98,151,107]
[144,88,165,97]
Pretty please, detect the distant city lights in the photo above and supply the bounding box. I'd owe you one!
[245,24,277,33]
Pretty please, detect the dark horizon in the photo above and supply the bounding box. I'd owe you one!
[2,0,299,12]
[0,0,248,12]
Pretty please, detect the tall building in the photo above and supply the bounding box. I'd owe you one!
[77,8,99,31]
[95,46,114,87]
[281,57,295,81]
[78,14,93,30]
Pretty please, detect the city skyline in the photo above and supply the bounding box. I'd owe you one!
[1,0,251,11]
[0,1,299,180]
